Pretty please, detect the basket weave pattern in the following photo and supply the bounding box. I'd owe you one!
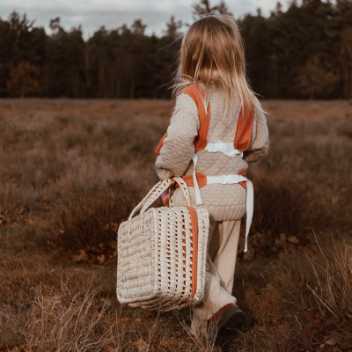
[117,178,209,311]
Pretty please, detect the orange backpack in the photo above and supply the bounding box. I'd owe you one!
[155,83,254,188]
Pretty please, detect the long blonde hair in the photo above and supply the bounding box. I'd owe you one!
[175,15,260,115]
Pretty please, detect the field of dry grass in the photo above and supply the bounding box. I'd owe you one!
[0,98,352,352]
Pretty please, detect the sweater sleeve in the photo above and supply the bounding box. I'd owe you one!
[154,93,199,180]
[244,104,270,163]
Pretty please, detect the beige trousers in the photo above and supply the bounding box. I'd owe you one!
[193,219,242,321]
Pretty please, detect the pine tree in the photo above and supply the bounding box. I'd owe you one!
[164,16,183,40]
[131,19,146,36]
[192,0,232,18]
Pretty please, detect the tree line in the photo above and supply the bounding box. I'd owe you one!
[0,0,351,99]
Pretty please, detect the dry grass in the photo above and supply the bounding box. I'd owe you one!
[0,98,351,351]
[230,234,352,352]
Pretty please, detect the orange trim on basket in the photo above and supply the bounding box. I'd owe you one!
[235,107,254,152]
[187,207,199,298]
[182,84,210,152]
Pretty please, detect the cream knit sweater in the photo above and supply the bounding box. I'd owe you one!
[155,86,269,221]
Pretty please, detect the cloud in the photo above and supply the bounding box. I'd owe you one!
[0,0,278,37]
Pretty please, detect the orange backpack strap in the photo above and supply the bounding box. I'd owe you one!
[234,106,254,151]
[182,84,209,152]
[154,133,166,155]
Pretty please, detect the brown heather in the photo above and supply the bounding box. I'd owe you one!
[0,99,351,351]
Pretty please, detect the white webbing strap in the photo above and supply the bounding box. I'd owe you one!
[205,142,243,158]
[244,179,254,253]
[207,174,246,184]
[207,175,254,253]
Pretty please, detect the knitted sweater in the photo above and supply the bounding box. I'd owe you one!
[155,86,269,221]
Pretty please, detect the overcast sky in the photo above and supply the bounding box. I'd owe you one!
[0,0,282,37]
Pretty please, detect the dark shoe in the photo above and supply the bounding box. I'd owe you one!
[223,308,254,334]
[209,304,235,329]
[210,303,247,332]
[191,304,250,343]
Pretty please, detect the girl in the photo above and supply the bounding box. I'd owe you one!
[154,15,269,341]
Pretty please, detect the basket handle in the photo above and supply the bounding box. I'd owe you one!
[170,176,192,207]
[128,177,192,221]
[139,176,191,215]
[128,179,173,221]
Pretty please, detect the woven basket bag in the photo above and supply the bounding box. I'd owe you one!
[116,177,210,311]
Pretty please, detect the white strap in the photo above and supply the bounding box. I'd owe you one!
[244,179,254,253]
[205,142,243,158]
[207,175,247,184]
